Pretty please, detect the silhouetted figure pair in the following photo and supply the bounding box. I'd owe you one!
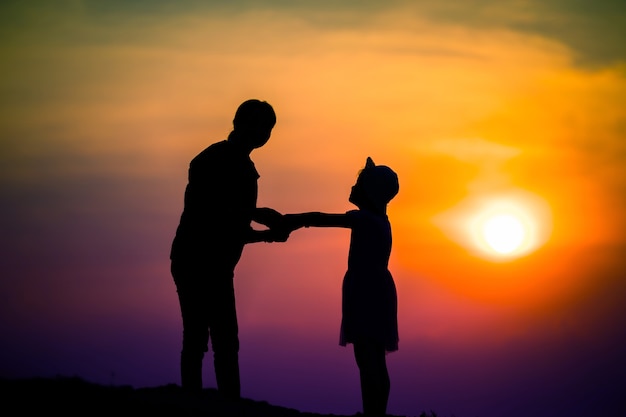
[170,100,399,416]
[170,99,286,400]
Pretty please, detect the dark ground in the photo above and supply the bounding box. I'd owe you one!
[0,376,411,417]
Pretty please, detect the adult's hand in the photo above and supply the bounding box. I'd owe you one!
[264,228,290,243]
[254,207,284,229]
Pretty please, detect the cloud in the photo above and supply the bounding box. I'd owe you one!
[391,0,626,67]
[3,0,624,68]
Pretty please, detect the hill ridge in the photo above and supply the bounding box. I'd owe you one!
[1,376,410,417]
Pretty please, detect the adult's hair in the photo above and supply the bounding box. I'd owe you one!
[233,99,276,130]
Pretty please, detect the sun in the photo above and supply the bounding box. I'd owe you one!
[433,190,553,261]
[467,193,552,260]
[469,199,545,260]
[481,214,526,254]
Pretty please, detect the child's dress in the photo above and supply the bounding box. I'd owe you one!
[339,208,399,352]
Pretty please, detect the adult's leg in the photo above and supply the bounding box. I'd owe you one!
[354,341,390,416]
[172,260,211,393]
[208,276,241,400]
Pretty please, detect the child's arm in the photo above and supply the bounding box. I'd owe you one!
[284,212,351,231]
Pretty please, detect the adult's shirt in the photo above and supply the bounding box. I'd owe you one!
[170,138,259,271]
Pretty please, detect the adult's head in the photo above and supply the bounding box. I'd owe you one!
[231,99,276,150]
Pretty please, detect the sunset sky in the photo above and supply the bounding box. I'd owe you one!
[1,1,625,416]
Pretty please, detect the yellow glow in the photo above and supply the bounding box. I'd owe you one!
[468,196,550,261]
[481,213,526,255]
[433,189,553,262]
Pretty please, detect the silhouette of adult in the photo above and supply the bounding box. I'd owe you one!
[170,99,285,400]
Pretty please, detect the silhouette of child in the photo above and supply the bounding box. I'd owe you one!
[283,157,399,416]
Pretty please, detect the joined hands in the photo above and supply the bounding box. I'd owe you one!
[255,209,305,243]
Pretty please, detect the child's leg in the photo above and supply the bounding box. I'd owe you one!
[353,341,390,416]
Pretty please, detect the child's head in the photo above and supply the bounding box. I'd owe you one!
[349,157,399,212]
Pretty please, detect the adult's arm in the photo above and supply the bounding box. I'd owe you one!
[252,207,284,228]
